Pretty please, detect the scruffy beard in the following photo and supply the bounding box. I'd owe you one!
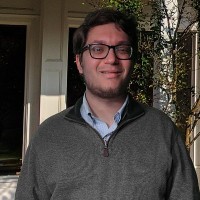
[82,75,130,99]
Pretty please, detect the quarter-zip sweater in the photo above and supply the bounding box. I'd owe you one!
[15,97,200,200]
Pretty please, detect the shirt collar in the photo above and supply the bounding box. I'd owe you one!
[81,93,129,124]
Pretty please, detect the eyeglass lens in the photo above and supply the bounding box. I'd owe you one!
[88,44,132,60]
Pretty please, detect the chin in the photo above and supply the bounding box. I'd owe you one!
[92,88,127,99]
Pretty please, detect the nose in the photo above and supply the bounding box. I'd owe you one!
[104,48,119,64]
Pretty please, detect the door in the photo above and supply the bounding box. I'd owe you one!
[0,25,26,175]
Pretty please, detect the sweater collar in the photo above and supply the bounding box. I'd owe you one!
[65,94,145,122]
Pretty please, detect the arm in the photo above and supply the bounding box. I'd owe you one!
[166,131,200,199]
[15,143,51,200]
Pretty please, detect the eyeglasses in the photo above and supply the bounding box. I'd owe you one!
[81,44,133,60]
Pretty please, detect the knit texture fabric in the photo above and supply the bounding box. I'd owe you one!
[15,97,200,200]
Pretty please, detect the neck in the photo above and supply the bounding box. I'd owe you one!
[85,91,127,127]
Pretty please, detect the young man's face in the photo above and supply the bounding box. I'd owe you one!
[76,23,133,99]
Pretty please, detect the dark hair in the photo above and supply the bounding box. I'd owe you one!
[73,8,138,62]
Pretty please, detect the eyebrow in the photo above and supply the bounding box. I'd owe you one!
[89,40,131,45]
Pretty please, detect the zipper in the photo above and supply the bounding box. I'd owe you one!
[66,117,115,157]
[67,117,111,157]
[65,97,145,157]
[65,117,136,158]
[103,139,109,157]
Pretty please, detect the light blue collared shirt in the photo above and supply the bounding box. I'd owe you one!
[80,94,128,141]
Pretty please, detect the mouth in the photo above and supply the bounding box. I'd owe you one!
[101,71,121,74]
[100,70,122,78]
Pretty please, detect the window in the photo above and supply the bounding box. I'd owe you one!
[67,28,85,107]
[0,25,26,175]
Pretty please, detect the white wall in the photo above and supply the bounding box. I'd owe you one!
[194,32,200,184]
[39,0,67,123]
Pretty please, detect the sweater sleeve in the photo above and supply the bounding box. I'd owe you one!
[15,142,51,200]
[166,130,200,199]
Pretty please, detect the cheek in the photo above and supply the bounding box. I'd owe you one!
[81,58,100,74]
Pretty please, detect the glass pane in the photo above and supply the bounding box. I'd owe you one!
[0,25,26,175]
[67,28,85,107]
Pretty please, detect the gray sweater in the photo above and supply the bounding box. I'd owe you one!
[15,97,200,199]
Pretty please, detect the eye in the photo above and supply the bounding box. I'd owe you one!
[90,45,106,54]
[116,45,131,54]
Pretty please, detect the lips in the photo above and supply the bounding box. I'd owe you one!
[100,70,122,78]
[101,71,120,74]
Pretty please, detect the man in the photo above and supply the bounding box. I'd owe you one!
[15,8,200,199]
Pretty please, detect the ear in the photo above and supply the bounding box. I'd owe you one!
[75,54,83,74]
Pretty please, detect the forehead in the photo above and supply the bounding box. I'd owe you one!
[86,23,129,44]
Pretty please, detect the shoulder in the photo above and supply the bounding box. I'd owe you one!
[143,104,176,129]
[30,98,84,148]
[29,107,75,148]
[127,97,173,125]
[144,104,172,121]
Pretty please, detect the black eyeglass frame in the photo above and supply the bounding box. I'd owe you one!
[81,43,133,60]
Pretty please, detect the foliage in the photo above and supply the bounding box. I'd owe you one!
[85,0,143,19]
[85,0,200,148]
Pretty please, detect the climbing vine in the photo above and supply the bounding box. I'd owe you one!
[85,0,200,148]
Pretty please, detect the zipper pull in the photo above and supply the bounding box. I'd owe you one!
[103,140,109,157]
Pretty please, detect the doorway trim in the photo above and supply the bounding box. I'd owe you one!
[0,14,41,162]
